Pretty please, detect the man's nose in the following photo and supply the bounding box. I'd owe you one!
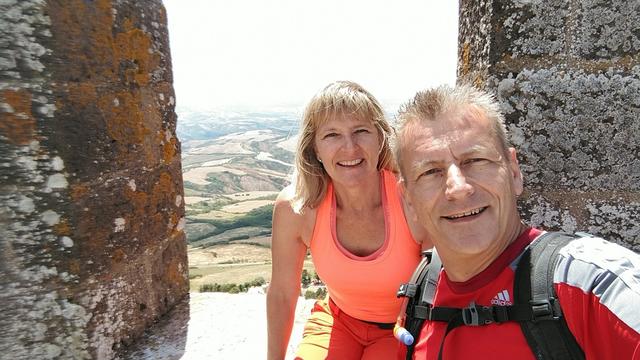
[445,164,474,200]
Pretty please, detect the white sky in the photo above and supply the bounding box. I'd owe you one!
[163,0,459,110]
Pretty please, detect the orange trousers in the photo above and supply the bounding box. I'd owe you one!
[295,298,403,359]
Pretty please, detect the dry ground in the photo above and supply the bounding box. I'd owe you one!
[221,199,273,213]
[188,243,314,290]
[184,188,286,291]
[121,293,315,359]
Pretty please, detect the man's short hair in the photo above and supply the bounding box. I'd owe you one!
[393,83,510,180]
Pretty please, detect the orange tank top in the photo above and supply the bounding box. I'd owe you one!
[310,169,422,323]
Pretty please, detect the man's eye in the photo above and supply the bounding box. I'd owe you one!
[418,168,442,179]
[464,158,488,165]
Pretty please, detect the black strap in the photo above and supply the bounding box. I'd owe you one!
[514,232,585,360]
[408,249,442,359]
[437,312,464,360]
[421,248,442,305]
[428,300,548,359]
[397,250,433,360]
[404,232,585,360]
[397,251,433,299]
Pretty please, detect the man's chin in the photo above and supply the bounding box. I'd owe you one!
[439,235,496,255]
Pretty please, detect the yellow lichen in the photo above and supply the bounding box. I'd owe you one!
[114,27,156,86]
[0,89,36,145]
[68,259,81,275]
[461,42,471,77]
[98,91,149,144]
[70,184,89,201]
[112,248,126,263]
[54,218,73,236]
[162,136,177,163]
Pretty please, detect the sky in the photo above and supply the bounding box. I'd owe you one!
[163,0,459,111]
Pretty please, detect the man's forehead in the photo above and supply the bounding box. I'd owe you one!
[404,109,491,138]
[440,107,491,130]
[401,112,500,157]
[404,122,460,150]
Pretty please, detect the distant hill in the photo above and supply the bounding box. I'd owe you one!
[177,107,300,247]
[176,106,300,142]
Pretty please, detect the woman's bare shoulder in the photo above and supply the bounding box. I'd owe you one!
[273,186,316,245]
[274,186,299,216]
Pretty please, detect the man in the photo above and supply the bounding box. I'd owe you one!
[393,84,640,359]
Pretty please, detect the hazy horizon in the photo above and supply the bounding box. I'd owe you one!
[164,0,459,110]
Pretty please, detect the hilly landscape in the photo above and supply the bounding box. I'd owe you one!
[177,107,316,291]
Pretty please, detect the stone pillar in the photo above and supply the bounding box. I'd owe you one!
[458,0,640,250]
[0,1,188,359]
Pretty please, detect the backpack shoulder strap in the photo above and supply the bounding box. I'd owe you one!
[514,232,585,360]
[420,248,442,306]
[396,249,442,360]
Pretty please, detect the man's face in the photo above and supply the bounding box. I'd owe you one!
[399,108,523,258]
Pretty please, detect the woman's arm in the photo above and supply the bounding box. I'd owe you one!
[266,190,310,360]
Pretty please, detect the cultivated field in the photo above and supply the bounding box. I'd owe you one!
[188,243,315,290]
[181,128,298,292]
[221,199,273,213]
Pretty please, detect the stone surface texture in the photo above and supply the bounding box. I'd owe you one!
[1,1,638,360]
[0,1,188,359]
[119,292,315,360]
[459,0,640,250]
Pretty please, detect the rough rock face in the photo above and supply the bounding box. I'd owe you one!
[0,1,188,359]
[459,0,640,250]
[1,1,637,359]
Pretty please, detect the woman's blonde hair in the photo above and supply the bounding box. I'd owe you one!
[291,81,395,212]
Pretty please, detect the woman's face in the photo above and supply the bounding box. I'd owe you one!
[314,114,381,187]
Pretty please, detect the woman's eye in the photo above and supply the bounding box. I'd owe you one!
[323,133,338,139]
[354,128,370,134]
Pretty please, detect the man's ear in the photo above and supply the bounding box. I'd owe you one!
[399,177,417,218]
[508,147,523,196]
[399,177,432,249]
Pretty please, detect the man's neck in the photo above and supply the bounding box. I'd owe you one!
[440,222,528,282]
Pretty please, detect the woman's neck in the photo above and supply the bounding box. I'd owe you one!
[332,171,383,212]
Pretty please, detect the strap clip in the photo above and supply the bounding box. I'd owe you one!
[461,301,494,326]
[530,298,561,322]
[397,283,417,298]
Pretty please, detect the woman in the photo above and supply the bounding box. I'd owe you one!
[267,81,429,359]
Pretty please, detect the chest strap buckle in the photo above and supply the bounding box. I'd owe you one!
[462,301,495,326]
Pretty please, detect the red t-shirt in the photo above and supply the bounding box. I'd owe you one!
[411,228,640,359]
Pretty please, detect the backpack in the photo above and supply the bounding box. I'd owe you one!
[396,232,587,360]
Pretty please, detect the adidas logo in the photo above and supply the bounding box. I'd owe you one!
[490,289,512,306]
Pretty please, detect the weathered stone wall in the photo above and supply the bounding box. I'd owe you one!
[0,1,188,359]
[458,0,640,250]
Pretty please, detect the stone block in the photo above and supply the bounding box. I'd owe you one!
[0,1,188,359]
[460,0,640,248]
[575,0,640,59]
[491,66,640,192]
[459,0,640,79]
[520,191,640,250]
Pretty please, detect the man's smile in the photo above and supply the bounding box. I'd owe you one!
[443,206,488,220]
